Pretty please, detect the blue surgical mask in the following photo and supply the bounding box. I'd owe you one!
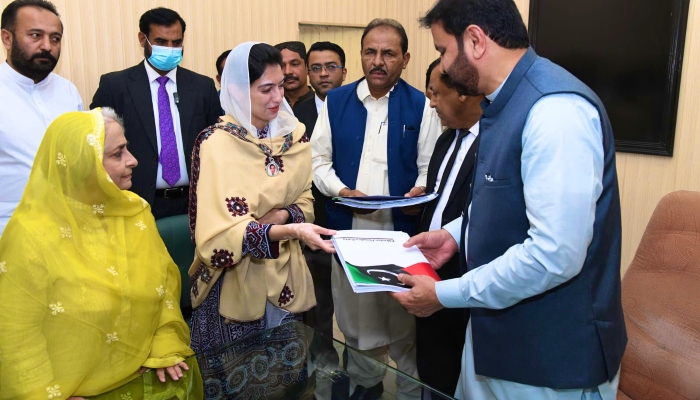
[146,38,183,71]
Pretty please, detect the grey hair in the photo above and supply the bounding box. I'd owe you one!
[361,18,408,54]
[100,107,124,131]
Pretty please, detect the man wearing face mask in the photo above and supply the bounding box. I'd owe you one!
[0,0,83,237]
[91,7,220,220]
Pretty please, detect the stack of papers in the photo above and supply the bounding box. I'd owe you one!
[332,230,441,293]
[332,193,439,210]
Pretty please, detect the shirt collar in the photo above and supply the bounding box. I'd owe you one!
[314,94,324,114]
[456,121,480,139]
[0,61,52,88]
[486,73,510,103]
[357,79,395,102]
[144,59,178,84]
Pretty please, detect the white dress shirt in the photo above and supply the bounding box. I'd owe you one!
[429,123,479,231]
[144,60,190,189]
[311,79,440,205]
[314,93,324,114]
[311,79,441,350]
[0,62,83,236]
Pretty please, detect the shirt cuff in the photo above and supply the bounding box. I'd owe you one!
[285,204,305,224]
[242,221,279,259]
[435,278,468,308]
[328,179,348,198]
[443,218,463,246]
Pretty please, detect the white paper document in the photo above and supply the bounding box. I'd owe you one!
[332,230,441,293]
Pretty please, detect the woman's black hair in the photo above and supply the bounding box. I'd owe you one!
[248,43,284,83]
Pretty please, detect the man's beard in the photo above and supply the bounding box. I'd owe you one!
[9,35,58,83]
[446,47,480,96]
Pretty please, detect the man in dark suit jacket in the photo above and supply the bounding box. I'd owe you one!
[414,61,484,397]
[90,7,220,220]
[292,41,346,369]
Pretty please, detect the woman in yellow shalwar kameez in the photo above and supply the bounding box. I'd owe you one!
[0,108,202,399]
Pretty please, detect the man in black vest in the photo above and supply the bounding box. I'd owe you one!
[393,0,626,398]
[414,60,483,397]
[91,8,220,220]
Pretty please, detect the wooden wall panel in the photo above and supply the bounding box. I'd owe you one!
[299,25,365,84]
[0,0,438,101]
[515,0,700,275]
[3,0,699,276]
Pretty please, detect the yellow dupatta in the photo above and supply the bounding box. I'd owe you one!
[0,110,197,399]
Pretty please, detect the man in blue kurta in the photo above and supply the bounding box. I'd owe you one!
[311,18,440,399]
[392,1,627,399]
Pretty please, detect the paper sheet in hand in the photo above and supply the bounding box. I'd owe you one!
[332,193,439,210]
[331,230,440,293]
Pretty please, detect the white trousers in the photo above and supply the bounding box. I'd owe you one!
[344,335,422,400]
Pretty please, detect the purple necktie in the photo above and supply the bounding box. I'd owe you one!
[156,76,180,186]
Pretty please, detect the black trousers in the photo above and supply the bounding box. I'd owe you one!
[152,194,188,220]
[416,306,469,397]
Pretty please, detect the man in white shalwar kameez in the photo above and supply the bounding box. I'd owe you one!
[312,18,440,400]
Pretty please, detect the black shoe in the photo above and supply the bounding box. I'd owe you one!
[349,381,384,400]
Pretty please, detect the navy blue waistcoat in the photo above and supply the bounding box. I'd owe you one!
[325,78,425,234]
[464,48,627,388]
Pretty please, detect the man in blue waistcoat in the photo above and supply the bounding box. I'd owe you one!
[392,0,627,399]
[311,18,441,399]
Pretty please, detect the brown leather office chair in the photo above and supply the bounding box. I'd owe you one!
[617,191,700,399]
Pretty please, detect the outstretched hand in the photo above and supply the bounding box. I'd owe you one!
[404,229,458,270]
[292,223,337,253]
[139,361,190,383]
[390,274,444,317]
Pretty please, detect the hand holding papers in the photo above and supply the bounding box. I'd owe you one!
[332,230,441,293]
[333,193,439,210]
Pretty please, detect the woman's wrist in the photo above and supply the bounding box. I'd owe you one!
[268,224,295,242]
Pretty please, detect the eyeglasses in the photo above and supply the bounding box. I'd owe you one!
[308,65,345,74]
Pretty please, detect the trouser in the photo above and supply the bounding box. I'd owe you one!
[416,307,468,398]
[344,335,422,400]
[456,320,621,400]
[152,194,188,220]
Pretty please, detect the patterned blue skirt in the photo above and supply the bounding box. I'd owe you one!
[190,273,302,353]
[191,274,309,399]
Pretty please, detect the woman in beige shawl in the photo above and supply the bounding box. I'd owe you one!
[188,42,335,356]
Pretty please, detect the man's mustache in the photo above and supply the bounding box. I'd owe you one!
[31,51,57,63]
[370,67,387,75]
[283,74,299,82]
